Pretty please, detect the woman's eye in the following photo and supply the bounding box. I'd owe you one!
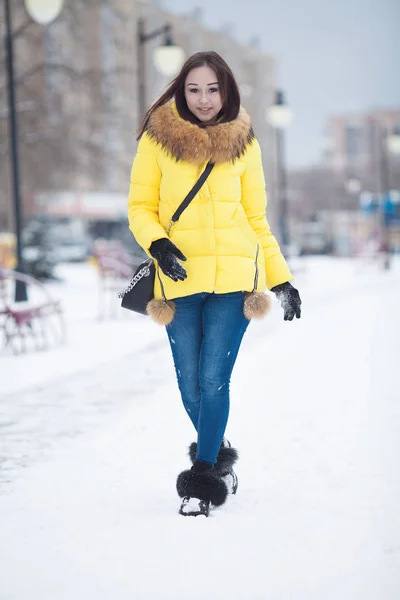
[209,88,218,93]
[189,88,198,93]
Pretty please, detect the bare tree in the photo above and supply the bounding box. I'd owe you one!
[0,0,136,227]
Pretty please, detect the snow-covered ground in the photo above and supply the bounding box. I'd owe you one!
[0,256,399,600]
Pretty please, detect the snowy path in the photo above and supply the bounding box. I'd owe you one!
[0,259,399,599]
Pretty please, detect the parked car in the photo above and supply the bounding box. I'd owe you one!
[53,238,92,263]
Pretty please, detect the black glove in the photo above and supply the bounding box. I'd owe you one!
[149,238,187,282]
[271,281,302,321]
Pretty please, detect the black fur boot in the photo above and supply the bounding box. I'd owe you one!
[188,439,239,494]
[177,459,228,517]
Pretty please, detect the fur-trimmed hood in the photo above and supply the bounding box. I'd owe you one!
[146,102,255,164]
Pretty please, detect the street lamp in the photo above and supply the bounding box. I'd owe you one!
[266,90,293,253]
[239,84,253,98]
[387,126,400,155]
[4,0,64,301]
[345,177,362,195]
[358,123,400,271]
[376,125,392,270]
[137,19,185,119]
[24,0,64,24]
[377,124,400,269]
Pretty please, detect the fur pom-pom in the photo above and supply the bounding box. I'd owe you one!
[176,469,228,506]
[243,292,271,320]
[146,299,175,325]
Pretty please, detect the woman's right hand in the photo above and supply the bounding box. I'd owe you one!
[149,238,187,282]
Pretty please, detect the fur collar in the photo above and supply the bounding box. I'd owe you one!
[146,102,255,164]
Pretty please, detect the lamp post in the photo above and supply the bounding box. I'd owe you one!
[376,125,392,270]
[358,124,400,267]
[137,19,185,119]
[387,126,400,156]
[373,124,400,270]
[4,0,64,301]
[266,90,293,254]
[345,177,362,196]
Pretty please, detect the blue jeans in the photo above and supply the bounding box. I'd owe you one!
[166,292,250,465]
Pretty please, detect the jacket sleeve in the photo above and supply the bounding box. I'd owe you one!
[128,132,168,253]
[241,139,293,289]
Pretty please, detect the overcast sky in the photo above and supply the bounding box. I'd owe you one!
[163,0,400,168]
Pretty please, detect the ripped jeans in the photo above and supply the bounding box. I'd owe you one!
[166,291,250,464]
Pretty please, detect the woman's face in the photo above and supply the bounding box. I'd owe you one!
[184,65,223,123]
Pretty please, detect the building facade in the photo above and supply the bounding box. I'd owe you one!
[325,108,400,192]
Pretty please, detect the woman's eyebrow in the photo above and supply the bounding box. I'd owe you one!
[187,82,219,86]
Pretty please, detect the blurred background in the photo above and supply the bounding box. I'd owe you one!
[1,4,400,595]
[1,0,399,281]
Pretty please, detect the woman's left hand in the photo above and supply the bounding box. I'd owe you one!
[271,282,302,321]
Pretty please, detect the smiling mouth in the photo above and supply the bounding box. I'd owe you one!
[198,108,212,112]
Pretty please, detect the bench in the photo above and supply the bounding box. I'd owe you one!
[91,240,143,319]
[0,269,65,354]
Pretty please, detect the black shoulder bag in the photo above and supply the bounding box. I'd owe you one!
[119,162,214,314]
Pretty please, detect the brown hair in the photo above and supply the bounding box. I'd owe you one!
[137,51,241,140]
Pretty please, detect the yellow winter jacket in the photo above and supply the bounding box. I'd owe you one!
[128,102,292,300]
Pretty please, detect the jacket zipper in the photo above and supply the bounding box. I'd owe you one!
[253,244,260,292]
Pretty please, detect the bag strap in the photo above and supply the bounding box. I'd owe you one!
[166,161,214,233]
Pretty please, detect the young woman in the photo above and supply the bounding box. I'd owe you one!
[128,51,301,517]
